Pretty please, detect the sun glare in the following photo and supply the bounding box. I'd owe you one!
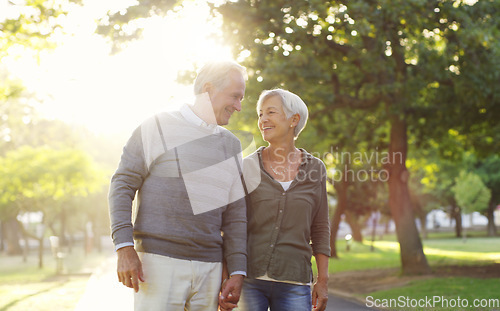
[4,0,233,136]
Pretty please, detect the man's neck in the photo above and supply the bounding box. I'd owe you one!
[190,93,217,125]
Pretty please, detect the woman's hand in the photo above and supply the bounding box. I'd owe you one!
[312,277,329,311]
[312,253,329,310]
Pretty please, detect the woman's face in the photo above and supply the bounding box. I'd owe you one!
[258,95,295,143]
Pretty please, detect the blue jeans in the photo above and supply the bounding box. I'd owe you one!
[239,278,312,311]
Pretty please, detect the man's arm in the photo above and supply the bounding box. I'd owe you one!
[117,246,144,292]
[219,174,247,309]
[219,194,247,304]
[219,274,245,311]
[109,126,148,291]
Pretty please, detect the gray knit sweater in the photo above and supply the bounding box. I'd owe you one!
[108,108,247,274]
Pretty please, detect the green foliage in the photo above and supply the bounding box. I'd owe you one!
[452,170,491,214]
[96,0,182,53]
[406,144,463,214]
[97,1,500,244]
[1,0,84,156]
[215,0,499,129]
[475,155,500,205]
[214,0,500,200]
[0,146,107,222]
[0,0,82,58]
[0,77,30,155]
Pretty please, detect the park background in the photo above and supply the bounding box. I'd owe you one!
[1,0,499,310]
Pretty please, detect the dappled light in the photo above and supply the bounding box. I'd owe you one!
[1,0,499,310]
[2,0,234,137]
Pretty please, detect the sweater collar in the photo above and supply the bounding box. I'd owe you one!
[180,104,219,134]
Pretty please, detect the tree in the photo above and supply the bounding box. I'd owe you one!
[0,146,107,267]
[1,0,83,154]
[309,106,389,257]
[96,0,182,53]
[213,0,500,274]
[471,155,500,236]
[0,76,33,156]
[215,0,431,274]
[452,170,491,241]
[97,0,500,274]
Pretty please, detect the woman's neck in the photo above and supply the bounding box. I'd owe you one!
[266,142,298,162]
[264,141,301,182]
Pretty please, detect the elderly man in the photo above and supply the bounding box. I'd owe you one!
[109,61,248,311]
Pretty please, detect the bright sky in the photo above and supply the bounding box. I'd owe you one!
[3,0,234,136]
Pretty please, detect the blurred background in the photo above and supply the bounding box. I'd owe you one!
[1,0,499,310]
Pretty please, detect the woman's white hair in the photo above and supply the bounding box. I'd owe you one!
[256,88,309,138]
[193,61,247,95]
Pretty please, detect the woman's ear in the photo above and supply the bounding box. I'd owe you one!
[292,113,300,126]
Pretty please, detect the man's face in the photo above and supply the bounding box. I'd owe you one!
[207,70,246,125]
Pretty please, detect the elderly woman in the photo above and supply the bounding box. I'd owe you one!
[239,89,331,311]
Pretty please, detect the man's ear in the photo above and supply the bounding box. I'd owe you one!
[202,82,213,95]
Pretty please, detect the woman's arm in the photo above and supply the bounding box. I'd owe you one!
[312,253,329,311]
[311,161,330,310]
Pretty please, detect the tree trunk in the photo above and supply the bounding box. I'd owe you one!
[451,205,462,238]
[38,236,44,268]
[387,115,430,275]
[4,217,23,255]
[329,209,340,258]
[486,201,497,237]
[420,215,428,240]
[329,171,349,258]
[411,194,427,239]
[60,208,67,246]
[17,219,44,268]
[345,210,363,242]
[0,220,4,252]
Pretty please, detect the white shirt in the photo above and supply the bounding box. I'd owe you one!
[180,104,219,134]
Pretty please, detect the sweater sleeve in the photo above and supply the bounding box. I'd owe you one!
[108,126,148,247]
[310,161,331,257]
[221,151,248,275]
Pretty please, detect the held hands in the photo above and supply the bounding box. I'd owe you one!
[219,274,244,311]
[116,246,145,292]
[312,277,329,311]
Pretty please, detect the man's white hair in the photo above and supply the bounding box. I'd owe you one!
[256,88,309,138]
[193,61,247,95]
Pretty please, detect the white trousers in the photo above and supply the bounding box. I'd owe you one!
[134,252,222,311]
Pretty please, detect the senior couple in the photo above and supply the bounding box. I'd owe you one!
[108,61,330,311]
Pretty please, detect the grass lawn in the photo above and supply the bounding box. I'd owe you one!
[328,230,500,310]
[366,277,500,311]
[330,232,500,273]
[0,244,112,311]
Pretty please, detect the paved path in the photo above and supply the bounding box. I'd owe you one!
[327,292,374,311]
[75,255,375,311]
[74,256,133,311]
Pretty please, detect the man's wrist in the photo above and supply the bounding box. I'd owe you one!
[115,242,134,251]
[229,271,246,278]
[223,273,245,284]
[316,275,329,284]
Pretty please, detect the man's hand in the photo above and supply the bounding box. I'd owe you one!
[218,274,244,311]
[116,246,144,292]
[312,277,329,311]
